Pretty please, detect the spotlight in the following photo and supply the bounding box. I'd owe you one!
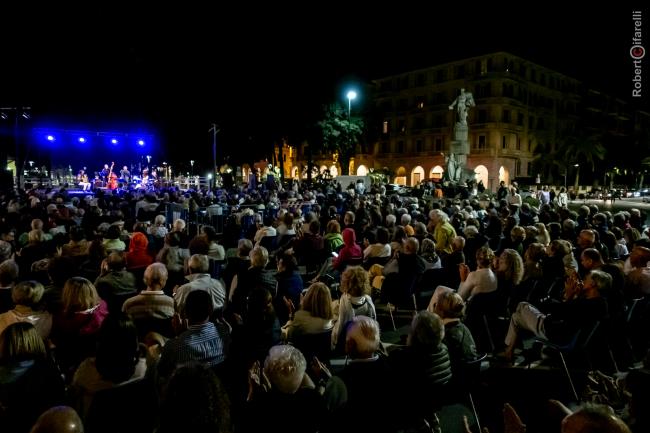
[111,139,118,144]
[21,112,30,119]
[78,137,86,143]
[137,139,145,146]
[46,135,55,141]
[0,113,7,120]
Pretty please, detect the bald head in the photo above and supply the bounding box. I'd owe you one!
[30,406,84,433]
[561,404,631,433]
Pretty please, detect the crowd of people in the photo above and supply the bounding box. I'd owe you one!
[0,176,648,432]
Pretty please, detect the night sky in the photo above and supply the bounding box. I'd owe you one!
[2,5,647,171]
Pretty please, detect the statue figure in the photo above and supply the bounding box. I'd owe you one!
[449,88,475,126]
[444,153,459,182]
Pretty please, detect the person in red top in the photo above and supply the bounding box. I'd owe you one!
[125,232,153,270]
[332,228,362,271]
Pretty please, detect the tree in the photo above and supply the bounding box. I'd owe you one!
[559,132,606,190]
[316,104,364,175]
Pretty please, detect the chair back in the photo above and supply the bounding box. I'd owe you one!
[259,235,277,251]
[133,317,174,340]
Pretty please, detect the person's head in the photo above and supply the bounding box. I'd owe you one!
[345,316,381,359]
[188,254,210,274]
[577,229,596,249]
[0,259,19,287]
[249,246,269,268]
[277,253,298,273]
[340,266,371,297]
[29,406,84,433]
[106,252,126,271]
[452,236,465,252]
[185,289,213,324]
[62,277,100,314]
[561,403,631,433]
[144,263,168,290]
[584,270,612,296]
[326,219,341,234]
[476,246,495,268]
[0,322,46,362]
[434,290,466,319]
[629,246,650,268]
[201,225,218,242]
[524,242,547,264]
[404,237,419,255]
[407,311,445,352]
[580,248,603,271]
[237,238,253,258]
[510,226,526,243]
[172,218,186,232]
[497,249,524,285]
[263,345,307,394]
[12,280,45,307]
[95,316,139,383]
[154,214,166,227]
[300,282,333,320]
[159,363,230,433]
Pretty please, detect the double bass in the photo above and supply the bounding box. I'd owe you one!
[107,162,118,190]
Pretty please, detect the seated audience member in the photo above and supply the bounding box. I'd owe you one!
[0,280,52,339]
[332,266,376,348]
[230,246,276,316]
[363,227,391,260]
[420,238,442,269]
[174,254,225,319]
[331,228,362,271]
[51,277,109,376]
[0,323,65,433]
[274,253,303,322]
[69,316,146,417]
[202,225,225,260]
[124,232,153,270]
[433,289,478,378]
[389,311,452,431]
[157,289,226,380]
[0,259,19,313]
[324,220,344,253]
[502,270,610,363]
[102,225,126,253]
[458,246,498,300]
[61,226,88,258]
[243,345,327,433]
[286,282,334,341]
[158,363,231,433]
[93,252,137,299]
[122,262,175,321]
[29,406,84,433]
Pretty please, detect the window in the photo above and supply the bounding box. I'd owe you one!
[479,58,489,75]
[382,120,389,134]
[416,95,425,109]
[517,112,524,126]
[478,135,486,150]
[398,119,406,133]
[503,83,514,97]
[433,115,444,127]
[529,116,535,129]
[516,135,521,150]
[414,117,425,129]
[416,139,423,152]
[416,73,426,86]
[527,162,532,176]
[502,135,508,149]
[436,69,447,82]
[537,118,545,129]
[398,99,408,110]
[397,141,404,153]
[435,138,443,152]
[455,65,465,79]
[381,142,389,153]
[502,109,511,123]
[515,159,521,175]
[478,109,487,123]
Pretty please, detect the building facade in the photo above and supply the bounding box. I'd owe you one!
[288,52,646,191]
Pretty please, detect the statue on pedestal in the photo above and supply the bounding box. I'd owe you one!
[447,88,476,184]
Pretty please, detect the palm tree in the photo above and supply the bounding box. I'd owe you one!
[559,132,606,190]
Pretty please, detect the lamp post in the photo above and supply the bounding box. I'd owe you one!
[346,91,357,175]
[573,163,580,192]
[190,160,194,177]
[209,123,220,182]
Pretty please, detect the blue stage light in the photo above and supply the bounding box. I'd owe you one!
[138,139,145,146]
[78,137,86,143]
[46,135,55,141]
[111,139,118,144]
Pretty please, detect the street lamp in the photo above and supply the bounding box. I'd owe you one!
[573,163,580,192]
[190,160,195,177]
[346,90,357,175]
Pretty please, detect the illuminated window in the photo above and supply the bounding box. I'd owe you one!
[382,121,389,134]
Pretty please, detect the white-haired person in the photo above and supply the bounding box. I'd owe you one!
[244,345,327,433]
[174,254,225,319]
[335,316,394,431]
[428,209,457,256]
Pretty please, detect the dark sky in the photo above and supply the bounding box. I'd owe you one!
[2,5,647,170]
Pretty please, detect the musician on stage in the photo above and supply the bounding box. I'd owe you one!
[77,169,91,191]
[120,165,131,183]
[140,168,150,188]
[100,164,110,182]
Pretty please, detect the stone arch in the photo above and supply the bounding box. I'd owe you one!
[430,165,444,180]
[356,165,368,176]
[475,164,488,187]
[395,166,407,185]
[499,166,510,185]
[411,166,425,186]
[291,166,299,179]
